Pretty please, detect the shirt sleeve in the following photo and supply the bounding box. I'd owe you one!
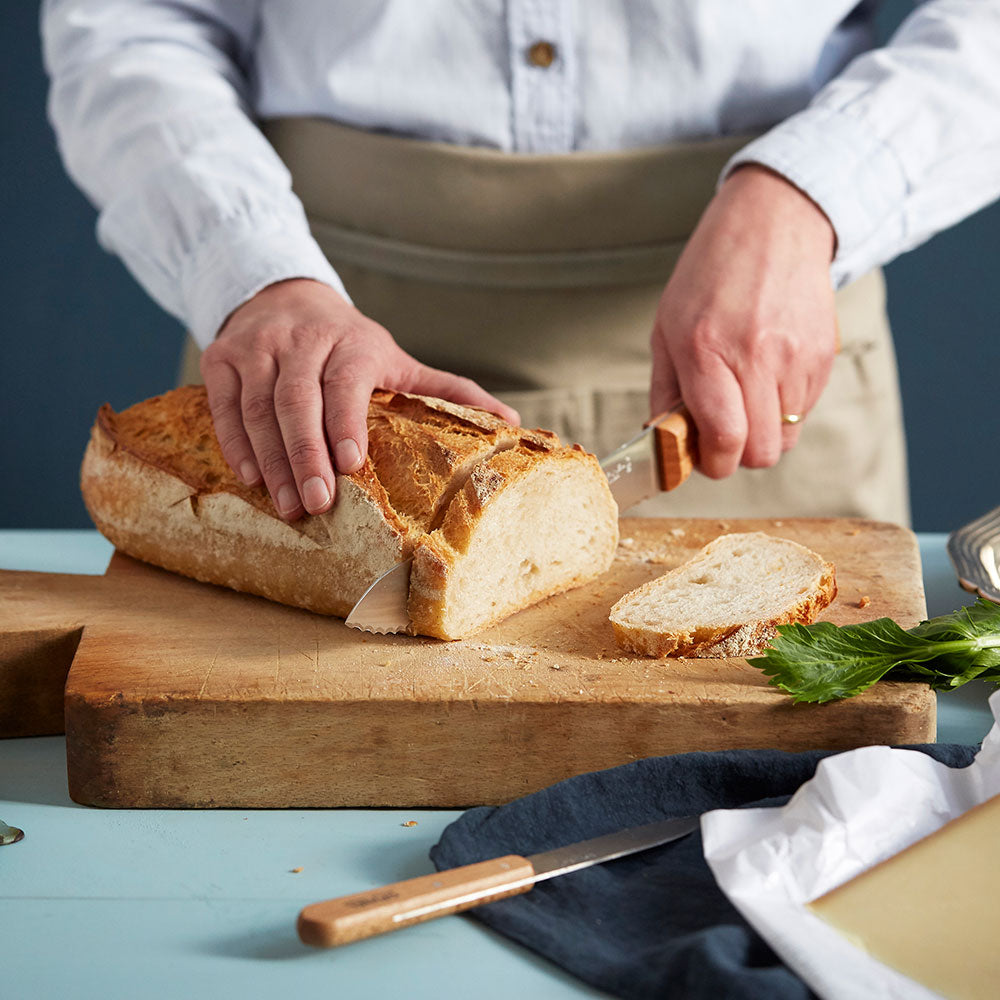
[722,0,1000,289]
[41,0,350,348]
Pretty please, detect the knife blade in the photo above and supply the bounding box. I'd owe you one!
[297,813,700,948]
[601,406,698,512]
[344,558,413,634]
[344,406,698,634]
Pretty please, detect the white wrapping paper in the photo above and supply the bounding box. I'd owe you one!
[702,690,1000,1000]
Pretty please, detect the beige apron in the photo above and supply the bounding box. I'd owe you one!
[181,117,910,524]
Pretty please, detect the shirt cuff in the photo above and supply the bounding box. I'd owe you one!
[180,222,352,349]
[721,106,911,287]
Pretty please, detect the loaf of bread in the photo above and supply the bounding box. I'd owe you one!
[609,532,837,657]
[80,386,619,639]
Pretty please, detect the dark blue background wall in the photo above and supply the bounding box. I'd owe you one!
[3,3,998,531]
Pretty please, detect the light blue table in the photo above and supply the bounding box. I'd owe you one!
[1,531,994,1000]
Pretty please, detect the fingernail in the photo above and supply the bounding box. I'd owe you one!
[334,438,363,472]
[276,484,300,516]
[240,461,260,485]
[302,476,331,512]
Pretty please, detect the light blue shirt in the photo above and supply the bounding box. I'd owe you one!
[42,0,1000,347]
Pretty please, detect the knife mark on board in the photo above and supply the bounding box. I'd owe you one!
[197,644,223,699]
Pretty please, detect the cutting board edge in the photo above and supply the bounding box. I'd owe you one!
[64,680,936,808]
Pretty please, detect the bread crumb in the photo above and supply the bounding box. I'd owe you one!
[465,642,536,666]
[669,527,686,537]
[619,537,636,548]
[857,595,871,609]
[846,528,861,536]
[773,520,784,527]
[290,867,303,874]
[401,820,418,828]
[550,663,561,670]
[615,537,675,564]
[717,521,730,530]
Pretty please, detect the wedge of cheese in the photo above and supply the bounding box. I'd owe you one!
[808,793,1000,1000]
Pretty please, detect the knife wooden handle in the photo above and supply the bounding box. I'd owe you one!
[645,406,698,492]
[297,854,536,948]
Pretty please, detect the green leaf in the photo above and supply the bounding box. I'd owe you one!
[749,598,1000,704]
[909,600,1000,674]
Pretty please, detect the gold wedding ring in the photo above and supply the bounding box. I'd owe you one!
[781,413,803,425]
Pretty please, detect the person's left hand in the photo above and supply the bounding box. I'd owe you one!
[200,279,519,521]
[649,164,839,479]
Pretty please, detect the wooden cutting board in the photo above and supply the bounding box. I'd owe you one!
[1,518,934,807]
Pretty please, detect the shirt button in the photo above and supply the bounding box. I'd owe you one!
[526,40,557,68]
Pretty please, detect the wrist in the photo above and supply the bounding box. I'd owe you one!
[722,164,837,262]
[218,278,352,339]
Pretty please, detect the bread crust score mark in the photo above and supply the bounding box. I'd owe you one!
[608,532,837,658]
[80,386,619,638]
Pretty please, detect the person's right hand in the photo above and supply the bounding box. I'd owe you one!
[199,278,519,521]
[648,165,839,479]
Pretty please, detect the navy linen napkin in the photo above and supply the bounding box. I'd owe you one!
[430,744,978,1000]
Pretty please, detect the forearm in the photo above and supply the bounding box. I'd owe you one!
[42,0,347,345]
[724,0,1000,286]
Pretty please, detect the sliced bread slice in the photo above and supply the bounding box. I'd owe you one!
[609,532,837,658]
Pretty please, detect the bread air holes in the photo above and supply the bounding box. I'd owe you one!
[691,570,720,585]
[519,559,541,576]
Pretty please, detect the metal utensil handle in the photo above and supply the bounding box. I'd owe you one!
[948,505,1000,604]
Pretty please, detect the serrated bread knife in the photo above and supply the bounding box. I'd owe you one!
[344,407,698,634]
[297,812,700,947]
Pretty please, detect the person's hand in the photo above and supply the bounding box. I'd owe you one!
[650,164,839,478]
[200,278,519,520]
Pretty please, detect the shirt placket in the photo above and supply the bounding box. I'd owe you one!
[507,0,576,153]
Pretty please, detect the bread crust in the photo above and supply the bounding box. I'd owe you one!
[80,386,618,637]
[609,534,838,658]
[365,389,557,533]
[81,393,415,616]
